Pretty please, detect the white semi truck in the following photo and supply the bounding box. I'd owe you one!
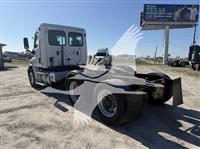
[24,23,183,125]
[24,23,87,86]
[93,48,111,65]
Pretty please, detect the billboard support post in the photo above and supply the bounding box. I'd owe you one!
[193,25,197,46]
[163,26,170,65]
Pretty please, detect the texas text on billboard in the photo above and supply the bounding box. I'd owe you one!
[143,4,199,24]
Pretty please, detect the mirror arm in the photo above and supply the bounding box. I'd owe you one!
[26,50,34,56]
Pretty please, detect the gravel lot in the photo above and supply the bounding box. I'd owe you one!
[0,65,200,149]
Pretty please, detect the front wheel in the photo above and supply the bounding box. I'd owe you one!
[194,64,200,71]
[28,68,38,89]
[94,84,126,125]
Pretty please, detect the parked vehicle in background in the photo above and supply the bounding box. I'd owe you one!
[167,58,189,67]
[3,56,12,63]
[179,59,189,67]
[188,45,200,71]
[93,48,112,66]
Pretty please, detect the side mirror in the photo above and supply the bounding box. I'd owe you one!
[32,50,35,55]
[23,37,29,50]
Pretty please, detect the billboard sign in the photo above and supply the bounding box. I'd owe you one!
[143,4,199,24]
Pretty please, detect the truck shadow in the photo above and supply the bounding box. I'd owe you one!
[0,66,18,71]
[41,87,200,149]
[41,87,73,112]
[110,105,200,149]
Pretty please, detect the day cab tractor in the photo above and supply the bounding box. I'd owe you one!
[188,45,200,71]
[23,23,183,125]
[93,48,112,65]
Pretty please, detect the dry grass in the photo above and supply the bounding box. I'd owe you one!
[136,60,200,78]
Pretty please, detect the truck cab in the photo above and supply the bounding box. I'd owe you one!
[188,45,200,71]
[94,48,111,65]
[24,23,87,86]
[26,23,87,69]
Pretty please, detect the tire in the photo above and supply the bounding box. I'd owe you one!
[194,64,200,71]
[192,64,196,71]
[147,72,172,105]
[180,61,185,67]
[94,84,127,125]
[171,61,177,67]
[28,68,38,89]
[65,76,83,104]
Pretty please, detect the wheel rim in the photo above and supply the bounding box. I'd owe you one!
[29,71,35,85]
[180,62,185,67]
[97,89,117,117]
[69,81,79,103]
[172,62,176,66]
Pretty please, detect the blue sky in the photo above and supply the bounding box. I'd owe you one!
[0,0,199,57]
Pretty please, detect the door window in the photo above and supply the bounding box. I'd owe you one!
[48,30,66,46]
[68,32,83,47]
[34,32,39,48]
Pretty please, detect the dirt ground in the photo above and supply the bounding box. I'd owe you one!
[0,65,200,149]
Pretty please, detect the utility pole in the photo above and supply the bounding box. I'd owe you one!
[154,45,157,64]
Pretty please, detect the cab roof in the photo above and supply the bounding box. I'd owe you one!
[39,23,86,32]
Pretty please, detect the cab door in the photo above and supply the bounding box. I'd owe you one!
[66,32,83,65]
[46,29,66,67]
[32,31,42,67]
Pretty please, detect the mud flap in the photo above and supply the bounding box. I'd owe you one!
[172,78,183,106]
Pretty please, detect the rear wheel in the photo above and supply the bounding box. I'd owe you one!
[171,61,177,67]
[98,90,118,118]
[66,76,83,104]
[94,84,126,125]
[147,72,171,105]
[180,61,186,67]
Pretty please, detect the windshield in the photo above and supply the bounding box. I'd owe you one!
[96,53,107,57]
